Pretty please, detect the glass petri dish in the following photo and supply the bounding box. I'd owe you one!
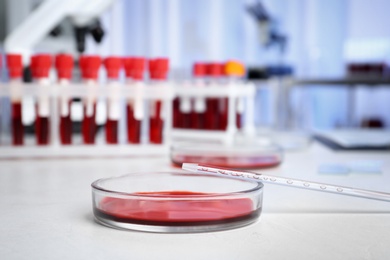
[171,141,283,169]
[92,172,263,233]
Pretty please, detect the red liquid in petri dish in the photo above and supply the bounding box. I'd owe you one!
[106,119,118,144]
[35,116,50,145]
[126,104,141,144]
[94,191,259,226]
[11,102,24,145]
[149,101,163,144]
[171,155,281,169]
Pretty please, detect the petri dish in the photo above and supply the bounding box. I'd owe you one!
[92,172,263,233]
[170,141,283,169]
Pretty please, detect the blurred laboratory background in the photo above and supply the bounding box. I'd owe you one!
[1,0,390,158]
[1,0,390,131]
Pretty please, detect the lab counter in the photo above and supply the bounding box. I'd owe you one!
[0,141,389,259]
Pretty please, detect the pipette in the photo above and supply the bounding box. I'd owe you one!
[182,163,390,202]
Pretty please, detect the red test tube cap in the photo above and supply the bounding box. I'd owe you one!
[80,55,101,80]
[123,57,134,78]
[6,54,23,79]
[31,54,52,78]
[193,62,207,77]
[124,57,146,80]
[55,54,74,80]
[104,56,122,79]
[132,57,146,80]
[149,58,169,80]
[207,62,224,77]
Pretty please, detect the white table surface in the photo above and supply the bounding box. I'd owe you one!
[0,141,389,260]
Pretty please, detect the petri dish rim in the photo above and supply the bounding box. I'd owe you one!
[91,172,264,199]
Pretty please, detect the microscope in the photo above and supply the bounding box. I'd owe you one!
[4,0,116,67]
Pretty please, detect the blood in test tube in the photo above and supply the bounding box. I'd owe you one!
[173,75,191,129]
[172,96,181,128]
[79,55,101,144]
[55,54,74,145]
[6,54,24,145]
[205,63,222,130]
[191,62,207,129]
[148,58,169,144]
[178,87,191,129]
[31,54,52,145]
[123,57,145,144]
[104,56,122,144]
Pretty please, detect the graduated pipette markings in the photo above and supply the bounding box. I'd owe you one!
[182,163,390,202]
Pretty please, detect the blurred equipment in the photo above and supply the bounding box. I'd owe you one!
[347,62,390,79]
[4,0,115,60]
[246,1,287,54]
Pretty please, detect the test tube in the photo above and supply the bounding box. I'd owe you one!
[123,57,145,144]
[148,58,169,144]
[205,63,223,130]
[191,63,207,129]
[79,55,101,145]
[6,54,24,145]
[218,63,229,130]
[225,61,246,129]
[55,54,74,145]
[172,89,181,128]
[31,54,52,145]
[178,83,192,129]
[103,56,122,144]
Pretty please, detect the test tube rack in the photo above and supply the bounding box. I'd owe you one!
[172,81,256,143]
[0,81,256,158]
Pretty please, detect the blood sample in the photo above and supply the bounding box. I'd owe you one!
[79,55,101,144]
[170,142,282,169]
[92,172,263,232]
[123,57,145,144]
[55,54,74,145]
[172,96,181,128]
[174,74,192,129]
[103,56,122,144]
[191,62,207,129]
[178,85,192,129]
[95,191,257,226]
[205,63,223,130]
[6,54,24,145]
[31,54,52,145]
[224,61,246,129]
[217,63,229,130]
[148,58,169,144]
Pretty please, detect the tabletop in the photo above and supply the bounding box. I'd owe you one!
[0,141,389,260]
